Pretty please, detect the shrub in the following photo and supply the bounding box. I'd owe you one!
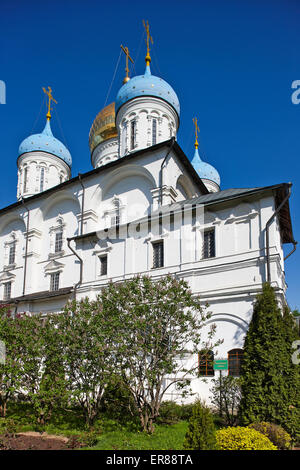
[101,376,139,430]
[249,422,292,450]
[3,418,17,438]
[216,426,277,450]
[157,401,183,425]
[157,401,194,425]
[180,403,194,421]
[210,375,241,426]
[183,401,218,450]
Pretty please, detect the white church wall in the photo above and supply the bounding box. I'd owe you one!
[17,151,70,199]
[116,96,178,158]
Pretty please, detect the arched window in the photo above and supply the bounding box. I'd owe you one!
[228,349,244,376]
[198,350,214,376]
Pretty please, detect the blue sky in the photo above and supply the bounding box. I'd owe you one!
[0,0,299,308]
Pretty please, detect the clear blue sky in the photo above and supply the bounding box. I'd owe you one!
[0,0,299,309]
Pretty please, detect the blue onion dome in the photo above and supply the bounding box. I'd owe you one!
[115,64,180,117]
[191,147,220,187]
[18,118,72,167]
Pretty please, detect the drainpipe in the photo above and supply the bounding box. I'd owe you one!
[21,197,30,296]
[265,184,296,282]
[67,237,83,301]
[159,137,176,206]
[284,241,297,261]
[78,173,85,236]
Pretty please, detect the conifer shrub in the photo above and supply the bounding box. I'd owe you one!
[249,422,292,450]
[216,426,277,450]
[183,401,218,450]
[239,283,300,441]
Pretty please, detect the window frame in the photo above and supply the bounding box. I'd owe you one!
[99,254,108,276]
[130,119,136,150]
[50,272,60,292]
[8,241,16,265]
[3,281,12,301]
[23,166,29,193]
[152,118,157,145]
[228,348,244,377]
[198,350,215,377]
[152,240,164,269]
[40,166,45,192]
[203,228,216,259]
[54,230,63,253]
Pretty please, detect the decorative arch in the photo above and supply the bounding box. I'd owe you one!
[205,313,249,333]
[101,164,157,199]
[176,174,194,200]
[0,213,26,236]
[33,189,81,225]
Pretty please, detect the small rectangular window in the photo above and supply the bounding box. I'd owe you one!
[55,231,63,253]
[152,241,164,269]
[40,167,45,192]
[130,120,136,150]
[3,282,11,301]
[100,255,108,276]
[203,229,215,259]
[23,167,28,193]
[8,243,16,265]
[152,118,157,145]
[50,272,60,291]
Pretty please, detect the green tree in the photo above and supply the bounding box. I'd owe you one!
[0,307,42,417]
[56,298,115,427]
[101,275,220,433]
[239,283,300,440]
[183,401,217,450]
[280,306,300,440]
[30,314,69,426]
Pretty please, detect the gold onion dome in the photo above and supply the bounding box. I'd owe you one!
[89,102,118,154]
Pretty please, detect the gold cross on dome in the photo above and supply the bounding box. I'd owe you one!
[120,45,134,84]
[193,117,200,149]
[143,19,153,66]
[42,86,57,120]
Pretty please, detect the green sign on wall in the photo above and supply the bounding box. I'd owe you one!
[213,359,228,370]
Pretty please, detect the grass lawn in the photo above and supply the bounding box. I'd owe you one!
[1,402,189,450]
[83,421,189,450]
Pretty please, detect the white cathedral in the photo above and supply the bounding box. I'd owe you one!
[0,32,297,400]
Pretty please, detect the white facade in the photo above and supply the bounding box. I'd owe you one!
[0,59,296,403]
[116,97,178,158]
[17,151,70,199]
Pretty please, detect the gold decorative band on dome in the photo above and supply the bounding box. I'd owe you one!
[89,102,118,154]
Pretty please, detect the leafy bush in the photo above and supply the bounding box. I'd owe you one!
[180,403,194,421]
[183,401,218,450]
[216,426,277,450]
[156,401,194,425]
[157,401,184,425]
[249,422,292,450]
[210,376,241,426]
[101,376,139,430]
